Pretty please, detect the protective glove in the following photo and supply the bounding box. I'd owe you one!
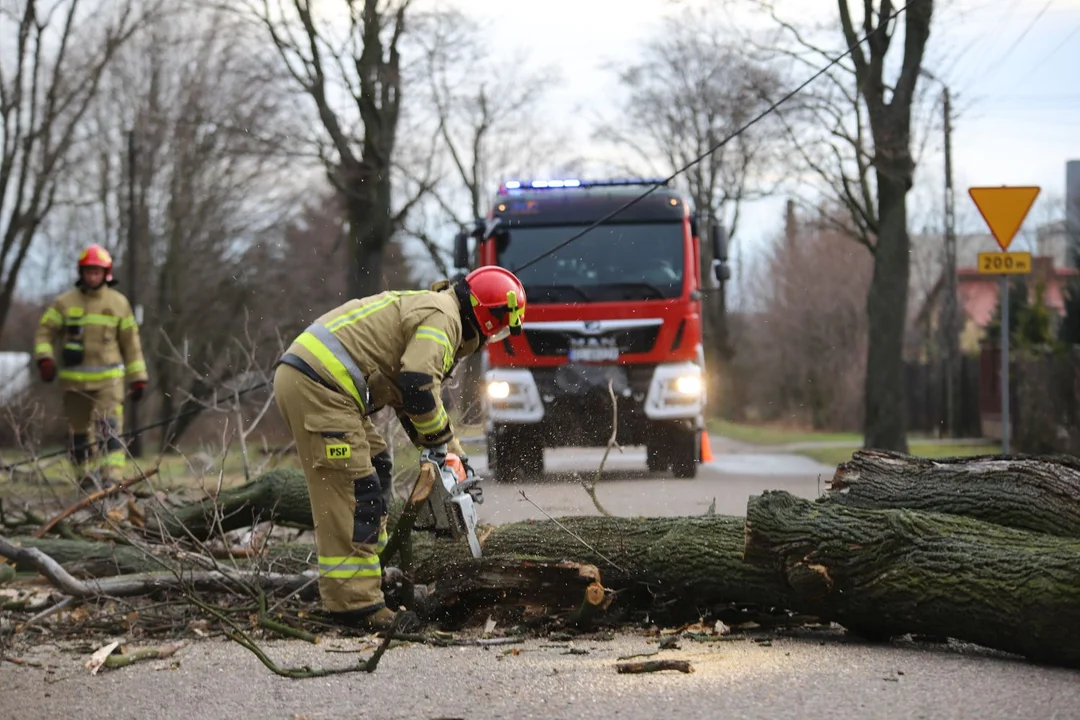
[419,443,447,469]
[129,381,147,403]
[38,358,56,383]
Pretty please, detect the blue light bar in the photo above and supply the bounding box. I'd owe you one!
[498,177,669,194]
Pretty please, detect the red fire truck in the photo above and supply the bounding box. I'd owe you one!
[453,178,728,482]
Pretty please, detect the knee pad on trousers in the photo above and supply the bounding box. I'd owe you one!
[352,472,384,545]
[371,450,393,501]
[70,434,90,465]
[105,434,124,453]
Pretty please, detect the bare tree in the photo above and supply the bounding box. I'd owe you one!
[247,0,433,298]
[734,203,873,429]
[755,0,935,451]
[595,4,786,407]
[0,0,163,339]
[52,5,300,446]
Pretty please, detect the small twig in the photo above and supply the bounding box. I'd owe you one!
[517,491,628,573]
[1,655,44,667]
[616,651,660,661]
[256,589,318,643]
[616,659,694,674]
[389,633,524,647]
[22,597,74,630]
[102,642,186,669]
[579,380,620,517]
[32,468,160,539]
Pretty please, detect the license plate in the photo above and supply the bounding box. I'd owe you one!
[568,347,619,362]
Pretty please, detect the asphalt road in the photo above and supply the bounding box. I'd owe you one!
[5,630,1079,720]
[472,435,838,524]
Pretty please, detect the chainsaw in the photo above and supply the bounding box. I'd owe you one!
[410,448,483,559]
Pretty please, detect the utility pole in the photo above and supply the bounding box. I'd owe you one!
[1001,276,1010,454]
[940,86,961,438]
[126,129,142,458]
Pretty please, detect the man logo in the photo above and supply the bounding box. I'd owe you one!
[326,444,351,460]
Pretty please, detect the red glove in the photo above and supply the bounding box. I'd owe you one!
[38,358,56,383]
[129,381,147,403]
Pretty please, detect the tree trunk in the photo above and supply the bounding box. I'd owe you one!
[863,167,911,452]
[345,171,394,298]
[150,468,314,541]
[824,450,1080,538]
[745,489,1080,667]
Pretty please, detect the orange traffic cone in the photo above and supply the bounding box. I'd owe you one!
[700,430,715,462]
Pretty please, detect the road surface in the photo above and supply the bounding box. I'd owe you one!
[472,435,838,524]
[4,629,1078,720]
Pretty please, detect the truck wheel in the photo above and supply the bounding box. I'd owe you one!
[670,429,699,479]
[520,435,544,479]
[646,443,668,473]
[489,425,544,483]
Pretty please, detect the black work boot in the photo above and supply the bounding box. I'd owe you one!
[323,606,420,633]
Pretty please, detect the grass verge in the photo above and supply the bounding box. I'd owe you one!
[799,442,1001,468]
[707,418,863,446]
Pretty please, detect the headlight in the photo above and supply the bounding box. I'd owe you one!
[674,375,702,395]
[487,380,511,399]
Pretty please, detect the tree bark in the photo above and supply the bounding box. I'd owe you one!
[745,489,1080,667]
[824,450,1080,538]
[150,468,314,541]
[862,168,911,452]
[347,194,390,298]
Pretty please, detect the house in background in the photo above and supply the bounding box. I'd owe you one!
[912,251,1078,359]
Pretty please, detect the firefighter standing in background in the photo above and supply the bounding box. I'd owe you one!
[34,245,149,489]
[273,266,527,631]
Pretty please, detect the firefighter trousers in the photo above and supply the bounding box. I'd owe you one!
[273,363,391,614]
[63,384,126,482]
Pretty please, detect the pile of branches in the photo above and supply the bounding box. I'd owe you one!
[4,450,1080,673]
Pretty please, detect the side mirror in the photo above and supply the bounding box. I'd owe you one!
[713,261,731,283]
[493,227,510,254]
[453,231,469,270]
[710,223,727,264]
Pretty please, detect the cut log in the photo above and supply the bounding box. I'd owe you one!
[421,559,609,626]
[744,489,1080,668]
[825,450,1080,538]
[408,515,799,614]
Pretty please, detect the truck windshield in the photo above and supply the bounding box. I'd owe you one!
[495,222,685,303]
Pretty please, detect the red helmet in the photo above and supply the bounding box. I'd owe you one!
[78,244,114,283]
[464,266,526,341]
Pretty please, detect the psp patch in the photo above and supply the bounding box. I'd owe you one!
[326,444,352,460]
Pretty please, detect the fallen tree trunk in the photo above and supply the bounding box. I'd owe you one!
[5,513,798,619]
[825,450,1080,538]
[745,489,1080,668]
[149,469,314,541]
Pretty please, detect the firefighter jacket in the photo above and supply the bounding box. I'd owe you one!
[34,285,149,393]
[279,285,478,449]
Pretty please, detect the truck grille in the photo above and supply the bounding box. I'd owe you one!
[524,325,661,357]
[532,365,656,398]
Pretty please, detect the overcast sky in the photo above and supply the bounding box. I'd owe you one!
[431,0,1080,264]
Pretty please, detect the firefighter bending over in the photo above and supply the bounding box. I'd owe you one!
[273,267,527,631]
[34,245,149,489]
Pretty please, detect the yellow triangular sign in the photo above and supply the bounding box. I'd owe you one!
[968,186,1040,251]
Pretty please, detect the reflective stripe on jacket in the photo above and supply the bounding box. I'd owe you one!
[34,285,149,392]
[283,288,470,446]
